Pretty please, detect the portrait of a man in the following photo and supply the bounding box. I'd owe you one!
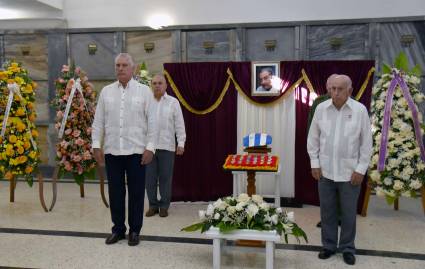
[252,62,280,96]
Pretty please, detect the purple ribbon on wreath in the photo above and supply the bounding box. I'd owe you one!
[378,71,425,171]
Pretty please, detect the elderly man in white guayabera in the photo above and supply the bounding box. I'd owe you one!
[145,74,186,218]
[307,74,372,266]
[92,53,157,247]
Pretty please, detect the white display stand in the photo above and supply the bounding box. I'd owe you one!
[205,227,281,269]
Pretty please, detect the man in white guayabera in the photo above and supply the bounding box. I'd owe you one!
[145,74,186,218]
[92,53,157,247]
[307,74,372,266]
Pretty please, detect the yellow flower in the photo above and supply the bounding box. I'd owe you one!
[8,135,17,143]
[25,166,33,174]
[29,151,37,159]
[11,62,19,68]
[14,77,24,85]
[16,122,26,132]
[15,108,25,116]
[0,71,7,79]
[17,146,24,155]
[4,171,13,180]
[28,113,36,122]
[23,141,31,150]
[31,129,38,138]
[23,84,33,94]
[9,158,18,166]
[18,155,28,164]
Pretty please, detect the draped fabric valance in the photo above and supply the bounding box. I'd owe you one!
[164,62,375,114]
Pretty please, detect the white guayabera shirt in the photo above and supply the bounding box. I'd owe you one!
[307,98,373,182]
[92,79,157,155]
[153,93,186,152]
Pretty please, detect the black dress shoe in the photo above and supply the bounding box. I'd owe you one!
[105,233,125,245]
[316,221,321,228]
[318,249,335,259]
[128,232,140,246]
[343,252,356,265]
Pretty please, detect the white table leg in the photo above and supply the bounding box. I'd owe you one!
[213,238,221,269]
[274,174,280,208]
[266,241,275,269]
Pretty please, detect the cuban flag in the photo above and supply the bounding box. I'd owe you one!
[243,133,272,147]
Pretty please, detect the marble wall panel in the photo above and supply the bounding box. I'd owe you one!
[0,35,4,66]
[186,30,230,62]
[307,24,369,60]
[69,33,120,80]
[33,80,49,123]
[3,34,48,80]
[245,27,296,61]
[37,125,49,164]
[90,80,116,95]
[378,21,425,73]
[126,31,173,74]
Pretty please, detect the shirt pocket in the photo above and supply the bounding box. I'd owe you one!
[131,97,143,113]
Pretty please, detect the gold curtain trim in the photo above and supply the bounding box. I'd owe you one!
[355,67,375,101]
[163,69,231,115]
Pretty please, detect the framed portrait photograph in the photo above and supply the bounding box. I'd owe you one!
[251,62,281,96]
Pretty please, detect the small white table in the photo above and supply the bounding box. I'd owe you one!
[232,165,281,207]
[205,227,281,269]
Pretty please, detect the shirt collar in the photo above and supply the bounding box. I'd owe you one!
[118,78,134,89]
[325,97,354,110]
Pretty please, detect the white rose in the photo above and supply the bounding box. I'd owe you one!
[276,207,283,214]
[213,198,223,208]
[287,211,294,221]
[252,194,263,204]
[375,186,385,197]
[226,206,236,215]
[206,204,214,216]
[394,89,402,97]
[409,180,422,190]
[214,212,220,220]
[259,202,270,211]
[237,193,250,203]
[199,210,206,220]
[393,180,404,191]
[246,204,259,217]
[235,202,246,211]
[383,177,393,186]
[271,214,278,225]
[369,170,381,182]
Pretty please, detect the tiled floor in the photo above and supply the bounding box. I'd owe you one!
[0,181,424,269]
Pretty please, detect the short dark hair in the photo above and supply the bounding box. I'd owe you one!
[259,68,274,76]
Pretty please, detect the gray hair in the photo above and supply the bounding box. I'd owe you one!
[335,74,353,89]
[259,68,274,76]
[326,73,339,88]
[115,53,135,67]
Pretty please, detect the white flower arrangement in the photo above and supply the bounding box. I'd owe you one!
[182,193,307,243]
[369,53,425,204]
[135,62,152,86]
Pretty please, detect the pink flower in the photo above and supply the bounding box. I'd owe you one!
[64,161,72,171]
[72,155,82,162]
[58,78,65,84]
[62,65,69,72]
[56,151,62,158]
[54,122,60,130]
[86,127,92,135]
[56,110,64,120]
[60,140,69,149]
[65,129,72,135]
[75,67,81,75]
[83,150,92,160]
[72,130,81,138]
[75,138,85,146]
[77,165,83,175]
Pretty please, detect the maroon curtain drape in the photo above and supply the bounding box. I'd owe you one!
[293,61,375,210]
[164,63,237,201]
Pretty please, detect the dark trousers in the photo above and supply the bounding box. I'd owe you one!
[145,150,175,209]
[105,154,145,235]
[318,177,360,254]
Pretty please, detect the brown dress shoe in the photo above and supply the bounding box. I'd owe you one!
[159,208,168,217]
[145,208,159,217]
